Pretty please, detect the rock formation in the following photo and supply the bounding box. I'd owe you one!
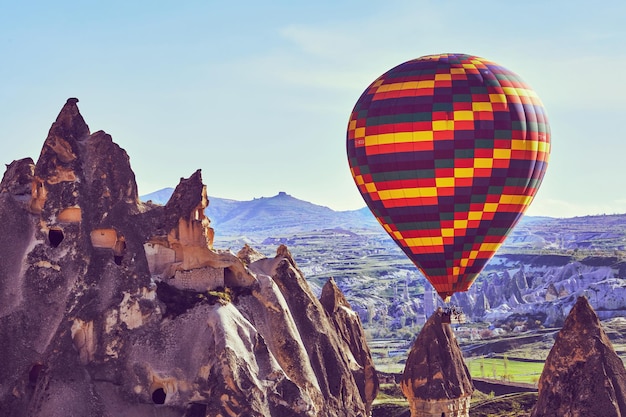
[450,254,626,328]
[531,296,626,417]
[0,98,377,417]
[320,277,380,415]
[400,308,473,417]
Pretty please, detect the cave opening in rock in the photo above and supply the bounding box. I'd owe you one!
[28,363,45,386]
[113,238,126,266]
[152,387,166,404]
[49,228,64,247]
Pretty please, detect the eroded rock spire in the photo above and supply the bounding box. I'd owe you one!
[320,277,379,414]
[0,98,374,417]
[401,308,473,417]
[531,296,626,417]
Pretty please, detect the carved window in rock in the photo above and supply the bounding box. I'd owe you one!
[90,229,117,248]
[90,229,127,266]
[58,206,82,223]
[48,227,64,247]
[152,387,166,404]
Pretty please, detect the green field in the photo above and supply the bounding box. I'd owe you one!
[370,339,546,385]
[465,356,544,384]
[373,356,544,385]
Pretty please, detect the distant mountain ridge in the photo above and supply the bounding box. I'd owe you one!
[141,188,379,237]
[142,188,626,253]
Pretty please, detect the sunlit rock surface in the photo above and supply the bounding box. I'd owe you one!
[531,296,626,417]
[0,98,375,417]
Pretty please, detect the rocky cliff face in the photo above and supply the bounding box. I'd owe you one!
[0,98,377,417]
[400,309,473,417]
[531,296,626,417]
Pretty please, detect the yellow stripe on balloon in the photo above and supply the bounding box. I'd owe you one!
[472,102,493,112]
[502,87,539,98]
[378,187,438,200]
[493,149,511,159]
[364,131,433,146]
[474,158,493,168]
[365,182,377,193]
[454,167,474,178]
[432,120,454,131]
[405,236,444,247]
[453,110,473,121]
[468,211,482,221]
[479,242,501,252]
[375,81,419,93]
[511,139,549,153]
[489,93,507,103]
[417,80,435,89]
[499,194,533,205]
[436,177,455,187]
[441,228,454,237]
[454,219,468,229]
[484,203,499,212]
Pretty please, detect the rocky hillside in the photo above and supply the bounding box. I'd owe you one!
[0,98,378,417]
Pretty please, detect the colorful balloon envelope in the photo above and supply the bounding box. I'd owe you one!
[347,53,550,301]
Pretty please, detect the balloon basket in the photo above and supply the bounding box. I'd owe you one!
[442,305,466,324]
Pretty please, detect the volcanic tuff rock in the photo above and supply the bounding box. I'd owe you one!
[320,277,380,415]
[0,98,377,417]
[531,296,626,417]
[401,309,473,417]
[446,256,626,329]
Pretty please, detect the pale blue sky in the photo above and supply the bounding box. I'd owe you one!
[2,0,625,218]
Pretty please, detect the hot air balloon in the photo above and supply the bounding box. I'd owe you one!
[347,53,550,302]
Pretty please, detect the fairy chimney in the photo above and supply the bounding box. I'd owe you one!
[401,308,473,417]
[0,98,373,417]
[531,296,626,417]
[320,277,380,415]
